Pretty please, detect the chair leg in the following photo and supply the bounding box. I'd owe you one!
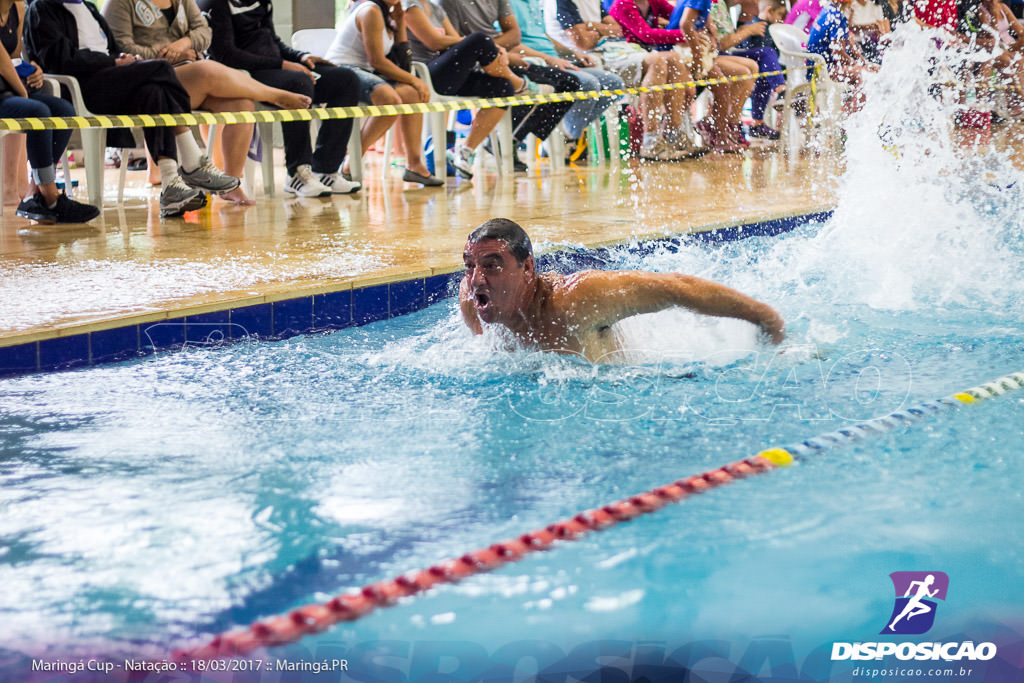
[497,110,514,175]
[431,110,447,181]
[61,150,72,199]
[257,121,274,197]
[605,107,620,166]
[588,120,604,166]
[117,147,130,205]
[82,128,105,207]
[524,134,538,170]
[347,122,364,184]
[548,132,565,172]
[382,129,393,179]
[206,124,218,156]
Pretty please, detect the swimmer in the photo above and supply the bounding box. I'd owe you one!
[459,218,785,360]
[888,574,939,631]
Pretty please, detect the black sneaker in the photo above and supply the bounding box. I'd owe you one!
[53,193,100,223]
[15,193,57,223]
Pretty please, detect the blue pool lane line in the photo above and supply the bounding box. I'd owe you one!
[173,367,1024,661]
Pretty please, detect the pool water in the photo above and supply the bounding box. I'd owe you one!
[1,209,1022,675]
[1,24,1023,683]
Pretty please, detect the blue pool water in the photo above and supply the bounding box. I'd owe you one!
[2,26,1024,683]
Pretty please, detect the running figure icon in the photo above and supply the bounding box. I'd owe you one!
[888,574,939,631]
[881,571,949,635]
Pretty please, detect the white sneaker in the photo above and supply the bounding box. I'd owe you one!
[446,144,475,179]
[318,172,361,194]
[284,164,330,197]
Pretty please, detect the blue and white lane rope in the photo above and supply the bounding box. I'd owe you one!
[757,369,1024,463]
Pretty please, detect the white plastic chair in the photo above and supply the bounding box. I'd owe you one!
[769,24,844,152]
[46,74,133,207]
[290,28,367,185]
[407,62,515,179]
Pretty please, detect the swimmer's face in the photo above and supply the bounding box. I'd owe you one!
[462,239,534,324]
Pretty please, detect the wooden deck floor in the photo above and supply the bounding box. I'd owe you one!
[0,145,842,346]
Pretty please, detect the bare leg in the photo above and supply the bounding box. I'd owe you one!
[393,82,431,177]
[480,55,525,91]
[4,134,28,205]
[201,95,256,205]
[640,52,668,133]
[716,56,757,123]
[665,54,694,130]
[707,65,732,133]
[147,150,160,185]
[466,107,506,149]
[174,61,311,110]
[361,86,401,155]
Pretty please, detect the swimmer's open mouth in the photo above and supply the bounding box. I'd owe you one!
[475,292,490,308]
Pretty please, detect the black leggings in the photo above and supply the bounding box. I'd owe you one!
[427,32,510,97]
[510,64,579,143]
[250,64,359,175]
[82,60,191,160]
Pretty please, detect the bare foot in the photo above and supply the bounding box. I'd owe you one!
[217,187,255,206]
[273,91,312,110]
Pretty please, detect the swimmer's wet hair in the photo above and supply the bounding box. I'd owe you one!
[467,218,534,264]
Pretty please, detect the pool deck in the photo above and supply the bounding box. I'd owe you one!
[0,144,842,353]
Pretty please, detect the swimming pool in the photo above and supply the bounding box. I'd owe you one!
[1,196,1022,679]
[1,26,1023,683]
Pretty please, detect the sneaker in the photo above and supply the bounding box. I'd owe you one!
[160,176,208,218]
[747,123,780,140]
[53,193,100,223]
[15,193,57,223]
[178,155,240,195]
[284,164,331,197]
[447,144,475,179]
[671,135,710,159]
[639,138,687,161]
[318,172,361,194]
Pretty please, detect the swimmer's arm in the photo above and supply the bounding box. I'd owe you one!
[566,271,785,344]
[459,279,483,335]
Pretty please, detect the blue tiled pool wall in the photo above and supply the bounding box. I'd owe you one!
[0,211,831,378]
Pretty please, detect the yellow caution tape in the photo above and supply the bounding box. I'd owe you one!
[0,70,788,131]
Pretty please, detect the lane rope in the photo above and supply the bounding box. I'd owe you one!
[171,367,1024,662]
[0,70,790,131]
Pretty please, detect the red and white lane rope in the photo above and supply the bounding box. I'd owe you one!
[172,368,1024,662]
[171,452,787,661]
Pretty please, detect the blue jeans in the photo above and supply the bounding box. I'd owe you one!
[562,68,624,139]
[0,92,74,185]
